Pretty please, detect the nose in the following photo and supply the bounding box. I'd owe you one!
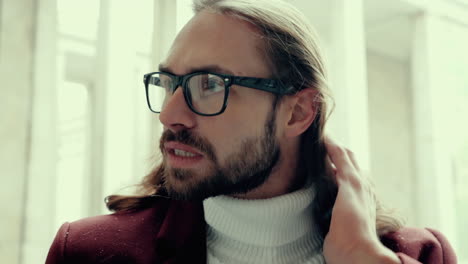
[159,86,196,132]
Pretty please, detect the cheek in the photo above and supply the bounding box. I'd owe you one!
[198,88,275,156]
[201,119,255,149]
[198,113,266,158]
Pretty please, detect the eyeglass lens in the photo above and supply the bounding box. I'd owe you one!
[147,73,226,115]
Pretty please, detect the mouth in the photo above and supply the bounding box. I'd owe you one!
[164,142,204,168]
[172,149,198,157]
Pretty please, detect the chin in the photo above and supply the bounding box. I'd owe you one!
[165,186,209,201]
[163,175,209,201]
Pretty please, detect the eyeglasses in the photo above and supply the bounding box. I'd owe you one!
[143,71,291,116]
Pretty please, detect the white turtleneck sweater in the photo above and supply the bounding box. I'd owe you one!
[203,185,325,264]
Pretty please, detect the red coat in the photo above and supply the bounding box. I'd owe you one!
[46,198,457,264]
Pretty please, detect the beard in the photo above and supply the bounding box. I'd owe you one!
[158,109,280,201]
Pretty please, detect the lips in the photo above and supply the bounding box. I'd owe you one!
[163,142,204,168]
[164,142,203,158]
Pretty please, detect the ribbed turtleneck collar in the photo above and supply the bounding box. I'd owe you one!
[203,184,325,264]
[203,185,319,247]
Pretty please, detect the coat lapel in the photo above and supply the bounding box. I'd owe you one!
[154,199,206,264]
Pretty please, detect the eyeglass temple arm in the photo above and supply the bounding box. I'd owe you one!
[231,77,291,95]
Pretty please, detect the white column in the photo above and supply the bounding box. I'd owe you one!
[0,0,39,263]
[152,0,192,66]
[95,0,142,212]
[21,0,59,263]
[327,0,371,171]
[411,12,457,243]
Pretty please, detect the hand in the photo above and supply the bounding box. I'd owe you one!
[322,137,400,264]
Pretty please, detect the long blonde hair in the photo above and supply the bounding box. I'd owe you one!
[106,0,403,238]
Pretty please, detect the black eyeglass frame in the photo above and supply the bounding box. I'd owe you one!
[143,71,292,116]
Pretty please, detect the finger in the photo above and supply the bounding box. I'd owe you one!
[323,136,356,176]
[325,155,338,184]
[345,149,360,172]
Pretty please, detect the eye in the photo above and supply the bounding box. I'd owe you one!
[201,75,224,93]
[207,78,223,90]
[187,74,225,99]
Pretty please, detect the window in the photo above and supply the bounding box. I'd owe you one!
[57,0,100,41]
[55,82,91,225]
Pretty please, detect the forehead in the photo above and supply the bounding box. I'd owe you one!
[162,11,271,78]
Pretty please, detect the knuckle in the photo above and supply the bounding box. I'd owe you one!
[333,145,347,156]
[346,149,355,158]
[349,176,363,190]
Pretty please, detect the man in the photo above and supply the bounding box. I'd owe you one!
[46,0,457,263]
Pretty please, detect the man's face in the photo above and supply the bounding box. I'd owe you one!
[158,11,282,200]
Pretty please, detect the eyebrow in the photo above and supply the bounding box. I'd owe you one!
[158,63,235,76]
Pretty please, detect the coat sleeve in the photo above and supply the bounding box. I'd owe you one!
[45,222,70,264]
[382,227,457,264]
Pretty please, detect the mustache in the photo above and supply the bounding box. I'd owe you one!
[159,130,217,162]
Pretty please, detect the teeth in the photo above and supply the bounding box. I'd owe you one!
[174,149,197,157]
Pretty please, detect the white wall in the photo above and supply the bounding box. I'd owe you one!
[366,52,416,226]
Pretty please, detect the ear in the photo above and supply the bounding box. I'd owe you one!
[283,88,318,138]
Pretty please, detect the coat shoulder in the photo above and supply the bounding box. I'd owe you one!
[381,227,457,264]
[45,198,173,264]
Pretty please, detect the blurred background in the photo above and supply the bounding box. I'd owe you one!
[1,0,467,263]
